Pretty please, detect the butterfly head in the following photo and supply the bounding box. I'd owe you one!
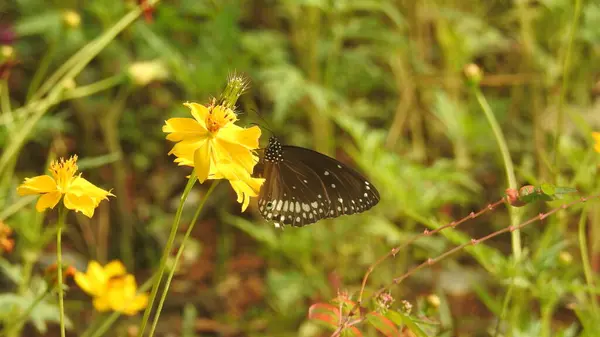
[265,136,283,163]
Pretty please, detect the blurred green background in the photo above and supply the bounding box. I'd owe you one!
[1,0,600,336]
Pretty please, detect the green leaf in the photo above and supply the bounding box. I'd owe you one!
[366,312,401,336]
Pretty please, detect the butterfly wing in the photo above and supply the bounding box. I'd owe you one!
[257,144,380,227]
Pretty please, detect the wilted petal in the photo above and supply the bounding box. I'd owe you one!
[17,175,57,195]
[35,191,61,212]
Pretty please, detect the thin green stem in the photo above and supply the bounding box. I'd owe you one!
[56,204,68,337]
[473,87,522,260]
[137,172,198,337]
[552,0,582,170]
[148,181,220,337]
[578,206,599,317]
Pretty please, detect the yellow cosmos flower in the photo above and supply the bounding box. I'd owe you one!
[93,274,149,316]
[593,132,600,153]
[74,260,127,298]
[74,260,148,315]
[163,102,265,210]
[16,155,114,217]
[163,102,262,182]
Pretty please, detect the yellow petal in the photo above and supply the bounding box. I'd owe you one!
[74,271,95,296]
[16,175,58,195]
[212,138,259,174]
[184,102,209,129]
[218,124,261,150]
[69,176,114,200]
[35,191,62,212]
[193,139,212,183]
[104,260,126,278]
[123,294,149,316]
[93,295,111,312]
[163,117,208,142]
[64,193,96,217]
[593,132,600,153]
[76,261,104,296]
[228,173,265,212]
[168,138,208,167]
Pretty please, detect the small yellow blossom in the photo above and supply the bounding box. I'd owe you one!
[74,260,126,297]
[163,102,264,210]
[62,10,81,28]
[593,132,600,153]
[16,155,114,217]
[74,260,148,315]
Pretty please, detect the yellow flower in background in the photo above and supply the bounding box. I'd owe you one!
[74,260,126,298]
[74,260,148,315]
[16,155,114,217]
[163,102,262,182]
[593,132,600,153]
[94,274,148,316]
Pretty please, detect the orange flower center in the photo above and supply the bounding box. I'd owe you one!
[49,155,79,191]
[206,105,237,133]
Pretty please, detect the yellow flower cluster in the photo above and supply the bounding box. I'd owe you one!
[163,101,264,211]
[16,155,113,217]
[74,260,148,315]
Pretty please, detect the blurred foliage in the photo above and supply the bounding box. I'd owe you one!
[1,0,600,336]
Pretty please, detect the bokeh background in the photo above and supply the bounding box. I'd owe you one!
[1,0,600,336]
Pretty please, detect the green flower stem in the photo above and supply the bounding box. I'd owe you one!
[552,0,582,168]
[56,204,68,337]
[472,87,522,260]
[148,180,220,337]
[578,207,599,317]
[137,172,198,337]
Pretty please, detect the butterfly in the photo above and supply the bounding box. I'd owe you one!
[256,136,380,228]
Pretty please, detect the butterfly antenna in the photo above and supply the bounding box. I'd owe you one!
[249,108,276,136]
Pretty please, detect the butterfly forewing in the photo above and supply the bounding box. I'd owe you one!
[257,137,380,227]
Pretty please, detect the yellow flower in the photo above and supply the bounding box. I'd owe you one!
[74,260,127,298]
[593,132,600,153]
[16,155,114,217]
[163,102,265,210]
[74,260,148,315]
[93,275,149,316]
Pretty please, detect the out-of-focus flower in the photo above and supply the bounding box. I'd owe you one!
[593,132,600,153]
[1,46,13,58]
[44,263,77,285]
[163,102,264,210]
[74,260,126,297]
[75,260,148,315]
[16,155,114,217]
[0,222,14,253]
[0,24,16,46]
[127,59,169,86]
[93,274,148,315]
[139,0,155,23]
[62,10,81,28]
[464,63,483,85]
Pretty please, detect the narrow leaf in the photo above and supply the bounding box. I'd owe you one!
[308,303,340,329]
[366,312,401,336]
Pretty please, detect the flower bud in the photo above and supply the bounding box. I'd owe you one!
[127,60,169,86]
[63,10,81,28]
[464,63,483,85]
[218,73,249,109]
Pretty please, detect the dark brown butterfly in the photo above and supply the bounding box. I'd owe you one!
[256,136,380,228]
